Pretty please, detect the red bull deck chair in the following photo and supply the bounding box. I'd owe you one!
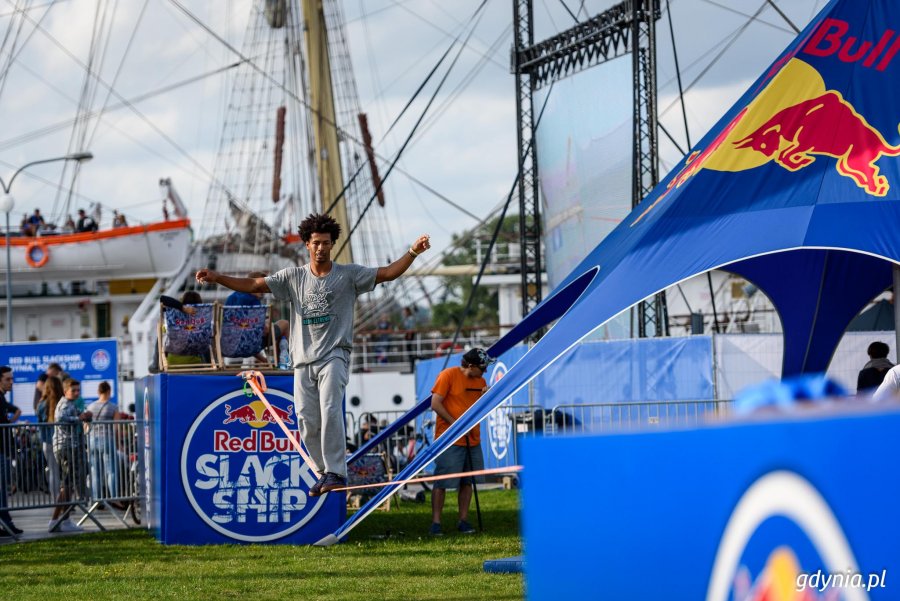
[158,302,219,371]
[346,453,393,511]
[217,304,277,369]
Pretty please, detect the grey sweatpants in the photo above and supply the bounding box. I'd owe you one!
[294,356,349,478]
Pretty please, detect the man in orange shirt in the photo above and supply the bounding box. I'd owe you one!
[429,348,493,535]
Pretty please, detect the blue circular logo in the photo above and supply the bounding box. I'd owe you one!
[487,362,512,461]
[181,388,325,542]
[91,348,111,371]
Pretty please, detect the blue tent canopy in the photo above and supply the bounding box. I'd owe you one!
[320,0,900,544]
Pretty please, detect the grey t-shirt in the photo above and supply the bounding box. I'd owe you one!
[87,399,119,442]
[266,263,377,366]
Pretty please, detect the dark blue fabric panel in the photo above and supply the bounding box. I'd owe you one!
[728,250,892,375]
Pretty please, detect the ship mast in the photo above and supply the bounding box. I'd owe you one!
[302,0,353,263]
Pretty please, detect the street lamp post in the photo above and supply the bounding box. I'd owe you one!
[1,152,93,342]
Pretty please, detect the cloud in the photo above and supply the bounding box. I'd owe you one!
[0,0,825,271]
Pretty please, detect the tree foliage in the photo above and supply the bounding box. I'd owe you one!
[429,214,520,329]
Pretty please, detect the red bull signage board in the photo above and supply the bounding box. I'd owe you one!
[0,338,118,419]
[144,373,344,545]
[635,9,900,226]
[521,406,900,600]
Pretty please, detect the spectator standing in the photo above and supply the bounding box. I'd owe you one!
[112,211,128,228]
[62,215,76,233]
[87,382,120,506]
[75,208,98,233]
[0,366,22,535]
[49,378,92,533]
[428,348,493,536]
[374,314,393,364]
[857,341,893,393]
[32,373,48,414]
[33,362,64,414]
[28,209,45,234]
[36,376,64,509]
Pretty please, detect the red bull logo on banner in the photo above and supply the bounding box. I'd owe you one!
[634,54,900,225]
[707,471,883,601]
[486,362,512,461]
[181,388,324,542]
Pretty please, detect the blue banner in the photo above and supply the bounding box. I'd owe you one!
[414,338,714,471]
[0,338,118,419]
[521,406,900,599]
[532,335,714,408]
[141,373,344,545]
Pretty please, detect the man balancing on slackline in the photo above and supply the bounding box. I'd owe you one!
[196,213,431,495]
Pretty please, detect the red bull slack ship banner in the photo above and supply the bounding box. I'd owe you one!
[144,373,344,545]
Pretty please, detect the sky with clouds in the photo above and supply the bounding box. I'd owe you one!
[0,0,827,262]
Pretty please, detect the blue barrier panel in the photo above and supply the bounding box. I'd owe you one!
[417,338,714,471]
[140,373,344,544]
[0,338,118,419]
[522,406,900,600]
[532,336,714,409]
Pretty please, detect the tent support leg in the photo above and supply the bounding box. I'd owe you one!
[893,264,900,363]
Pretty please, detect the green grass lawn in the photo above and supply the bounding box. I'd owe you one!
[1,489,523,601]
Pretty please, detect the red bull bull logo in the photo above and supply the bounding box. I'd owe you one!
[732,91,900,196]
[707,471,877,601]
[227,315,260,330]
[632,57,900,226]
[222,400,295,426]
[181,388,323,542]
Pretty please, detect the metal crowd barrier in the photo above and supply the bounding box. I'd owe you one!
[352,410,426,475]
[486,404,540,471]
[480,401,733,469]
[547,400,734,435]
[338,400,734,492]
[0,419,144,537]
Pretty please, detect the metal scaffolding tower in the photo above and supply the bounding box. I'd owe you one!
[512,0,543,330]
[511,0,668,337]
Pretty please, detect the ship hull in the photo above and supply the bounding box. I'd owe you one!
[0,219,192,282]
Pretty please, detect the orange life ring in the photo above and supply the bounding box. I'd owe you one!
[25,241,49,268]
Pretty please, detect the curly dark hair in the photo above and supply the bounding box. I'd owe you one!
[181,291,203,305]
[298,213,341,243]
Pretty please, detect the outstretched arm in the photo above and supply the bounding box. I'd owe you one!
[375,234,430,284]
[195,269,270,293]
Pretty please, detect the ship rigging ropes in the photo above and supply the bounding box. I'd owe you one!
[195,0,404,283]
[184,0,498,320]
[0,0,234,226]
